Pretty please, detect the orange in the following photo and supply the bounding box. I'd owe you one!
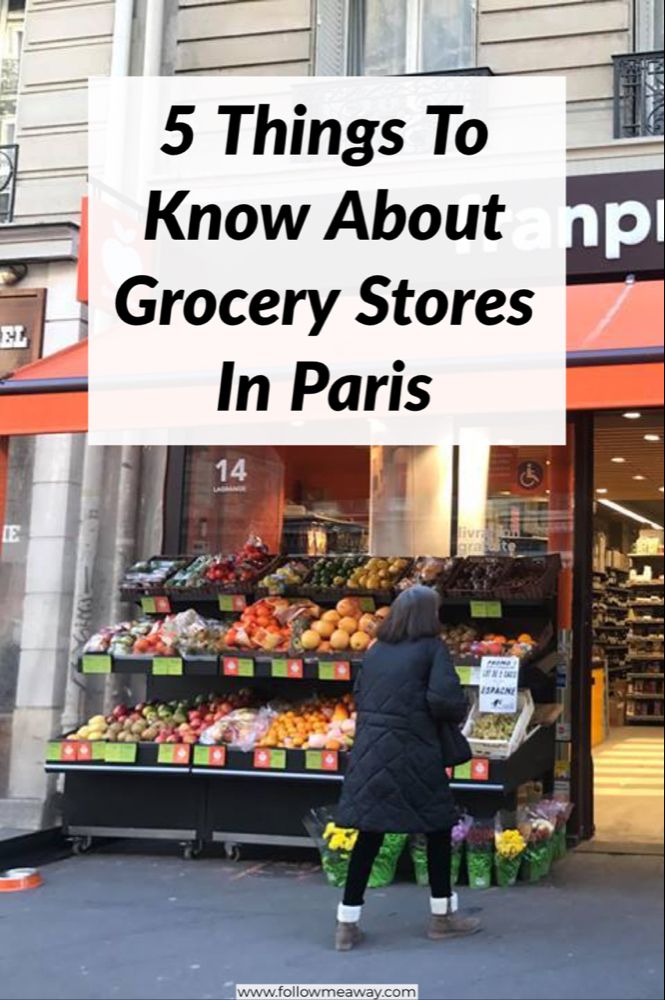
[338,616,358,635]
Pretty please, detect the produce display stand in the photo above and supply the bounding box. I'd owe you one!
[47,555,560,858]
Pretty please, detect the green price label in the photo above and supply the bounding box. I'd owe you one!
[358,597,376,612]
[455,666,473,685]
[45,741,63,762]
[152,657,183,676]
[470,600,503,619]
[141,596,157,613]
[193,745,210,766]
[453,760,472,780]
[104,743,137,764]
[218,594,246,612]
[81,654,112,674]
[271,659,288,678]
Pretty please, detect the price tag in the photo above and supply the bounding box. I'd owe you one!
[76,741,106,761]
[271,658,303,679]
[152,657,183,676]
[470,758,490,781]
[305,750,339,772]
[470,600,503,618]
[253,748,286,769]
[452,760,472,780]
[218,594,247,612]
[46,741,76,762]
[318,661,351,681]
[157,743,190,765]
[141,595,172,614]
[104,743,137,764]
[193,745,226,767]
[223,656,255,677]
[81,654,112,674]
[479,655,519,713]
[359,597,376,612]
[455,666,473,685]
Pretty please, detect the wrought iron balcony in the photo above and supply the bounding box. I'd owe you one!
[613,51,664,138]
[0,143,19,223]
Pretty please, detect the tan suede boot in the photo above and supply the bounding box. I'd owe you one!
[335,903,363,951]
[427,893,481,940]
[335,921,364,951]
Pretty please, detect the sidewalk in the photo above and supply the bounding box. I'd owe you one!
[0,849,662,1000]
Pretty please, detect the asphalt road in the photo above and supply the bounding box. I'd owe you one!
[0,848,662,1000]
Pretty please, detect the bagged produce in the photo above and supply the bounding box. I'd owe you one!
[465,821,494,889]
[199,707,275,750]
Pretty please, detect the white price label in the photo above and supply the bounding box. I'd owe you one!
[479,656,520,714]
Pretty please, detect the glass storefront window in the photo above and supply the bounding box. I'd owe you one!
[181,446,370,555]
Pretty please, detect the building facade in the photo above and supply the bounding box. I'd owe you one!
[0,0,663,830]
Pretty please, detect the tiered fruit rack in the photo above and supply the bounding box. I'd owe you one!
[46,554,560,858]
[626,571,664,725]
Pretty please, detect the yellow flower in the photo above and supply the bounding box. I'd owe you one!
[495,829,526,859]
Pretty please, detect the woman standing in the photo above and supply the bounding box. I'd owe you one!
[334,585,481,950]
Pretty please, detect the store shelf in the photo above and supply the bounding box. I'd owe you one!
[626,715,664,723]
[627,672,664,679]
[626,692,664,700]
[630,552,664,559]
[78,652,363,682]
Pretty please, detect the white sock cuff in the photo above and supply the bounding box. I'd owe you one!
[337,903,362,923]
[430,892,458,915]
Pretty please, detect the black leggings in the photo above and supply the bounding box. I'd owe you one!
[342,829,452,906]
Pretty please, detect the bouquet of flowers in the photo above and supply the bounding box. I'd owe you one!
[466,820,495,889]
[535,799,573,861]
[368,833,408,888]
[303,808,406,889]
[519,809,555,883]
[494,827,526,887]
[409,814,472,887]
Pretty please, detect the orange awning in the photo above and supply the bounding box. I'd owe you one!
[567,279,663,357]
[0,340,88,435]
[0,281,663,435]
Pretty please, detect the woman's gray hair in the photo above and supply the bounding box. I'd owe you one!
[377,585,441,644]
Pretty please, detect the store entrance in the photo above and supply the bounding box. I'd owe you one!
[591,409,664,848]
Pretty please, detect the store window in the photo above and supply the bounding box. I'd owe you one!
[316,0,476,76]
[181,445,370,555]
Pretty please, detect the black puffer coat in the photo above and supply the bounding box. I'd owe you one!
[336,636,467,833]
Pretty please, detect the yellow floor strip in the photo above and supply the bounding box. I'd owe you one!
[595,788,664,798]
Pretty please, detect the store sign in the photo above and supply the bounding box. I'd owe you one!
[566,172,663,278]
[0,289,46,373]
[479,656,520,713]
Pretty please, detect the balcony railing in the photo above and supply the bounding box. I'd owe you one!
[613,51,664,138]
[0,143,19,223]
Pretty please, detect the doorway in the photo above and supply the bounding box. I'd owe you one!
[591,408,664,849]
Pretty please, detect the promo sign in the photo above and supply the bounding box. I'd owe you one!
[0,289,45,374]
[479,656,520,714]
